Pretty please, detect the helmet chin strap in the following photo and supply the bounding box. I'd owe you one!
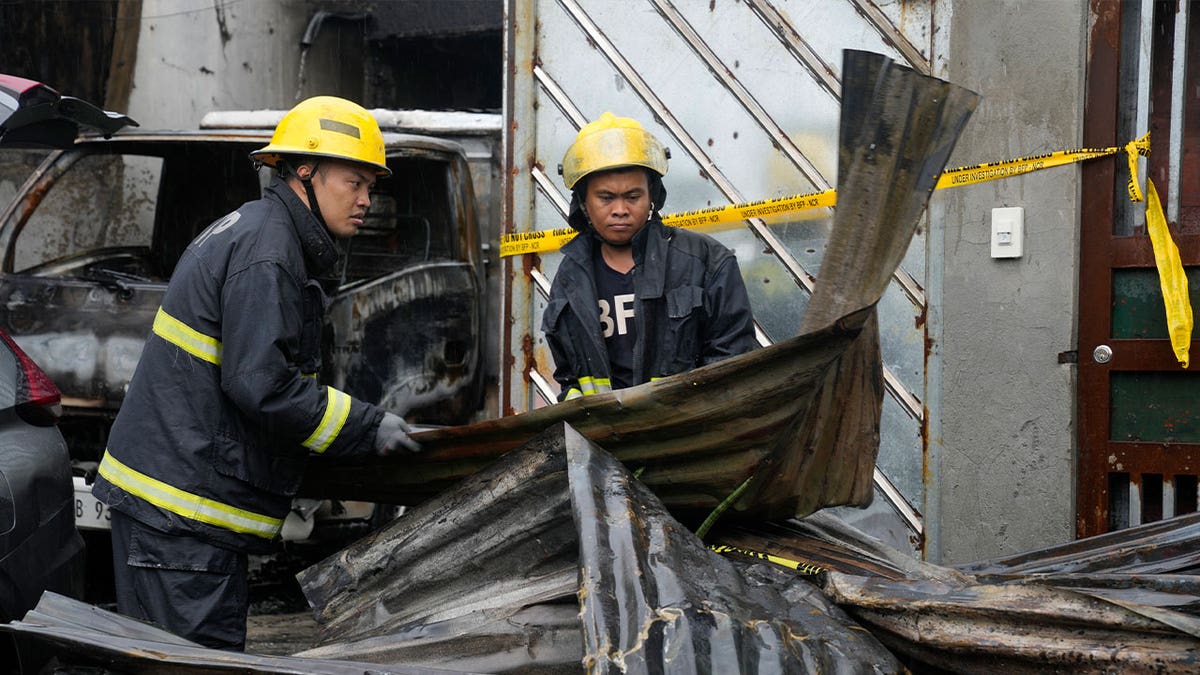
[283,159,327,227]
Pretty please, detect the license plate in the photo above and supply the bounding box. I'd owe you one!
[73,476,112,531]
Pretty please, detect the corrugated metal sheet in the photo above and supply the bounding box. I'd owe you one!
[712,512,1200,672]
[15,429,1197,673]
[298,423,903,674]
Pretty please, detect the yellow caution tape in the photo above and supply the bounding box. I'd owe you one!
[933,133,1151,203]
[496,190,837,257]
[499,132,1152,258]
[663,189,837,229]
[709,544,825,575]
[1145,178,1193,368]
[498,226,578,258]
[502,130,1190,366]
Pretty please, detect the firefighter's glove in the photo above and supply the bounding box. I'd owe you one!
[374,412,421,456]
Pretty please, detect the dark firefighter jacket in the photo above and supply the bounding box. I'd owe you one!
[94,178,384,553]
[542,216,757,401]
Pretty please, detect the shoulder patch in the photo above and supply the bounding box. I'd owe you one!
[194,211,242,249]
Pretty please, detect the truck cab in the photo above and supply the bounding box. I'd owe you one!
[0,124,487,553]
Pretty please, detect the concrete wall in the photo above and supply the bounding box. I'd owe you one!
[125,0,358,129]
[930,0,1087,564]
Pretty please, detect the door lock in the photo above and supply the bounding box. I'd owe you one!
[1092,344,1113,364]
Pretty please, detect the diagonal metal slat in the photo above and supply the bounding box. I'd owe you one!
[848,0,931,74]
[650,0,833,192]
[745,0,842,99]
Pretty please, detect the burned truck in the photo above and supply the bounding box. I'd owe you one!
[0,121,490,566]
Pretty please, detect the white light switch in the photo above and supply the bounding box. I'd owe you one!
[991,206,1024,258]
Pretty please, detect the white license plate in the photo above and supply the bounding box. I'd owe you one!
[73,477,112,531]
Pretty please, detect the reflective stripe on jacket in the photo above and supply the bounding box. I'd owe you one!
[94,178,383,552]
[541,217,757,402]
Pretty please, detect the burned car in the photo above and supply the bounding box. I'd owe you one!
[0,326,80,622]
[0,73,136,618]
[0,124,487,585]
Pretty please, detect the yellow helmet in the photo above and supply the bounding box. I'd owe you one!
[251,96,390,176]
[560,112,668,190]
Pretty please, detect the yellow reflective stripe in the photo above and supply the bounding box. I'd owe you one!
[153,307,222,365]
[564,387,583,400]
[577,376,612,396]
[301,372,318,379]
[302,387,351,453]
[97,451,282,539]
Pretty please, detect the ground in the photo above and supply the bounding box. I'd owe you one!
[244,546,327,655]
[246,610,321,656]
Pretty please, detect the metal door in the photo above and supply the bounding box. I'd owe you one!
[1079,0,1200,536]
[502,0,941,553]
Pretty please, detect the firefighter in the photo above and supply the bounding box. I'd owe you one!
[92,96,419,651]
[542,112,757,400]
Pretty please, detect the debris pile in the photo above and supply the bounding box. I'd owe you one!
[7,432,1199,672]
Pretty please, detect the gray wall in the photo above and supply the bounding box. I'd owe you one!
[930,0,1086,564]
[126,0,355,129]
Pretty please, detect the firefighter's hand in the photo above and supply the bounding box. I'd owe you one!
[374,412,421,456]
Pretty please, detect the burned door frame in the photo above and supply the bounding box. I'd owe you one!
[1079,0,1200,537]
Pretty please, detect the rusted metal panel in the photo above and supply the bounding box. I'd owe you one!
[713,511,1200,673]
[1105,444,1199,473]
[13,490,1199,673]
[304,308,870,516]
[2,423,902,673]
[714,512,973,585]
[960,511,1200,576]
[1079,0,1127,538]
[1080,0,1200,537]
[822,571,1200,673]
[562,424,901,673]
[298,424,583,670]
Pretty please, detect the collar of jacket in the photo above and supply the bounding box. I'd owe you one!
[632,217,669,299]
[264,177,340,276]
[561,217,672,300]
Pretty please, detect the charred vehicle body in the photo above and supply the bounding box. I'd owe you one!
[0,73,132,618]
[0,126,488,569]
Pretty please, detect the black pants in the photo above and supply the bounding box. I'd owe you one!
[110,509,249,651]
